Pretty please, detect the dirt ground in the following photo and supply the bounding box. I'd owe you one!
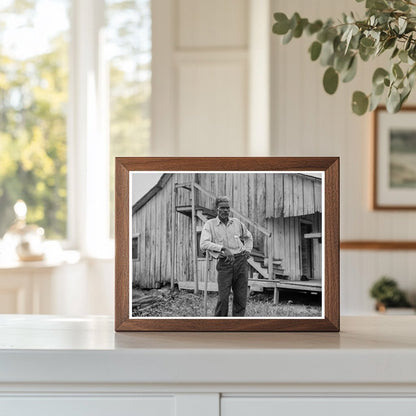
[132,286,322,318]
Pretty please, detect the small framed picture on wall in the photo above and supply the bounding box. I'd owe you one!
[374,106,416,210]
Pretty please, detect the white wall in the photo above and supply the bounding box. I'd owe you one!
[271,0,416,313]
[152,0,251,156]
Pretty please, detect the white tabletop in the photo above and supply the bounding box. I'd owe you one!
[0,315,415,386]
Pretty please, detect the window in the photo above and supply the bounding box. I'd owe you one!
[132,235,139,260]
[0,0,70,239]
[0,0,151,254]
[106,0,151,237]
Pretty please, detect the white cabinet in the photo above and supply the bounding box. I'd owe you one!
[0,316,416,415]
[222,398,416,416]
[1,397,175,416]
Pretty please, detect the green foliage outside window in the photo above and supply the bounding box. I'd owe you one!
[0,1,69,238]
[107,0,151,237]
[0,0,151,240]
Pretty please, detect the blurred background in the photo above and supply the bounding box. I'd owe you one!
[0,0,415,316]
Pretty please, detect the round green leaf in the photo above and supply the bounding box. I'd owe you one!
[393,0,409,11]
[369,92,383,112]
[384,37,396,50]
[360,37,375,48]
[408,71,416,89]
[359,44,375,62]
[293,18,308,38]
[409,45,416,61]
[309,41,322,61]
[372,68,389,86]
[290,13,301,30]
[400,88,411,107]
[387,87,401,113]
[323,67,339,95]
[373,82,384,96]
[352,91,369,115]
[367,0,388,11]
[405,34,413,51]
[307,20,323,35]
[342,56,357,83]
[282,29,293,44]
[391,47,399,59]
[320,41,335,66]
[317,30,328,43]
[399,50,408,63]
[273,13,290,35]
[393,63,404,79]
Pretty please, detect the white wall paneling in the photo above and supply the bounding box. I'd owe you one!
[341,250,416,315]
[177,56,248,156]
[151,0,177,155]
[177,0,248,49]
[175,394,220,416]
[270,0,416,314]
[152,0,253,156]
[249,0,271,156]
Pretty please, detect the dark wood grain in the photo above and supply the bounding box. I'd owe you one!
[341,241,416,250]
[325,158,340,331]
[115,159,130,330]
[115,157,340,332]
[373,106,416,210]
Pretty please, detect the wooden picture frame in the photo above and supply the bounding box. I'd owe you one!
[115,157,339,332]
[373,106,416,210]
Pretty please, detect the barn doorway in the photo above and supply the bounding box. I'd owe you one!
[300,222,313,280]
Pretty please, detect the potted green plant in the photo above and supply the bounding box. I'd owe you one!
[369,276,412,312]
[272,0,416,115]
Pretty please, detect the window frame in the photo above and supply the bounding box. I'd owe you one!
[0,0,154,258]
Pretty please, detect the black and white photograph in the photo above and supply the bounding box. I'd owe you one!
[129,171,324,319]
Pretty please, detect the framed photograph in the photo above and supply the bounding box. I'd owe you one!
[115,157,339,331]
[374,106,416,210]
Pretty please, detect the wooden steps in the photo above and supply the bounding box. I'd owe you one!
[176,205,216,219]
[247,257,285,280]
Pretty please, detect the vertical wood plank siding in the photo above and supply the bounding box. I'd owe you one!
[132,173,322,288]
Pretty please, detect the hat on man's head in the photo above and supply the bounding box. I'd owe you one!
[215,196,230,208]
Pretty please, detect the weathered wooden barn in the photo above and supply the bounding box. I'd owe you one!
[131,172,322,295]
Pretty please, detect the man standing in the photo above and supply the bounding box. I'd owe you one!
[200,196,253,317]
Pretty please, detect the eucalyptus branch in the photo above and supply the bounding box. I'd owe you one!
[272,0,416,115]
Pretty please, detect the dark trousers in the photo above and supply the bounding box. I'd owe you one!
[214,254,248,317]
